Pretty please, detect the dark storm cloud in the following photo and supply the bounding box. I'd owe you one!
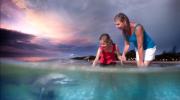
[57,43,97,56]
[25,0,180,52]
[25,0,119,39]
[1,0,180,56]
[0,28,53,57]
[0,28,34,43]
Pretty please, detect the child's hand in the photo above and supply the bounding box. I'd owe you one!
[92,63,96,67]
[118,56,123,65]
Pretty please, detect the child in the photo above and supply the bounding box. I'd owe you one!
[92,33,122,66]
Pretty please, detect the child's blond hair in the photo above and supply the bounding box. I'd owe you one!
[99,33,113,46]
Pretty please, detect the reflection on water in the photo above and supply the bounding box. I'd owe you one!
[0,62,180,100]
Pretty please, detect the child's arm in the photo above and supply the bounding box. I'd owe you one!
[92,48,101,67]
[115,44,123,64]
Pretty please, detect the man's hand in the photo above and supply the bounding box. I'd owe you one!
[137,61,145,67]
[121,54,127,61]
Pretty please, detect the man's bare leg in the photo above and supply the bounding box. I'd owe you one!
[144,61,151,67]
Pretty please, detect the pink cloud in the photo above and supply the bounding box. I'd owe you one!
[1,0,94,46]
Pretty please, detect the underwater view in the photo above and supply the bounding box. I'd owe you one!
[1,60,180,100]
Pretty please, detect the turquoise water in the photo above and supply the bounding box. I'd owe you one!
[0,62,180,100]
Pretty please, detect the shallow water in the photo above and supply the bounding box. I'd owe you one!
[0,61,180,100]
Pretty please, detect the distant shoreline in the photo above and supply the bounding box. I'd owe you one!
[71,55,180,65]
[115,61,180,65]
[71,51,180,62]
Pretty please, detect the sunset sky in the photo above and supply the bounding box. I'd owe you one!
[0,0,180,59]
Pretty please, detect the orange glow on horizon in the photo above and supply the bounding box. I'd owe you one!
[1,0,94,45]
[0,10,79,44]
[14,57,55,62]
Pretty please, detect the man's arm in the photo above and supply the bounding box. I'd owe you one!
[121,32,130,61]
[135,25,144,67]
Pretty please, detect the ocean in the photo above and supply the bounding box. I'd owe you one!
[0,59,180,100]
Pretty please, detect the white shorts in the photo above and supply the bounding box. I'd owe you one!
[136,46,156,62]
